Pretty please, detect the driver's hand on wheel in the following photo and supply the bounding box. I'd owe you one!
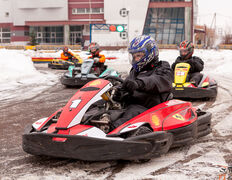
[122,79,144,94]
[112,87,124,102]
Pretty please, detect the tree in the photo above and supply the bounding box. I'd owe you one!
[28,31,38,46]
[222,28,232,44]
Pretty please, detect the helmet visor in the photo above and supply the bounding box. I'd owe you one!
[129,51,146,65]
[90,47,97,53]
[64,47,68,52]
[179,48,189,56]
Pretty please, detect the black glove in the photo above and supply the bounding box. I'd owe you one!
[122,79,143,94]
[112,87,124,102]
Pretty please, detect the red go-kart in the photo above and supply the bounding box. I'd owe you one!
[22,77,212,161]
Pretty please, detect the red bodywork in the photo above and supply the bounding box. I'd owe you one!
[109,100,196,134]
[35,79,111,139]
[34,79,198,138]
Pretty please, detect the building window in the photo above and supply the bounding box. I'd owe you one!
[72,8,104,14]
[70,25,83,45]
[24,31,29,36]
[91,8,101,13]
[51,32,56,38]
[30,26,64,44]
[37,32,42,38]
[72,9,77,14]
[143,7,185,44]
[0,27,11,44]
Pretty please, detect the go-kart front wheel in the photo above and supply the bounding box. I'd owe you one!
[128,126,153,163]
[129,126,153,137]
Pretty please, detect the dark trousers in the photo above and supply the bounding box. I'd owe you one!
[93,63,105,75]
[111,104,148,129]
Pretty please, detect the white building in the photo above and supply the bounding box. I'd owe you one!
[0,0,194,47]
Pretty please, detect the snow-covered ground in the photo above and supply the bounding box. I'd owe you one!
[0,48,232,179]
[0,49,57,103]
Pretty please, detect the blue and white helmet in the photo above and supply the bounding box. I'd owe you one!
[128,35,159,72]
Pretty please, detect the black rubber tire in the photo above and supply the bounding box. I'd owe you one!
[131,126,153,137]
[130,126,153,163]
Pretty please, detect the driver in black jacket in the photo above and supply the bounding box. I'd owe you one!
[111,35,173,129]
[171,40,204,86]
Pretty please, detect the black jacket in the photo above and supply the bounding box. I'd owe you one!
[171,56,204,73]
[124,60,173,109]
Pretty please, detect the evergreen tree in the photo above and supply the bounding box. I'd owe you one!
[29,31,38,46]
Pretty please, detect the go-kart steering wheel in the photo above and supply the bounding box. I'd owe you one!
[104,76,131,103]
[104,75,124,86]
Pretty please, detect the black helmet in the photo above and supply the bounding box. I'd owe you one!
[179,40,194,60]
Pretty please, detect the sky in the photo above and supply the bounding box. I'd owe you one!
[197,0,232,32]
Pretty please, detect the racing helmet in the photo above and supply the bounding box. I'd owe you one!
[179,40,194,60]
[128,35,159,72]
[88,42,100,55]
[63,46,69,53]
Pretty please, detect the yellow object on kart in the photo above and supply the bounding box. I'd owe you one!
[48,54,83,70]
[173,63,191,88]
[172,62,217,99]
[74,54,83,64]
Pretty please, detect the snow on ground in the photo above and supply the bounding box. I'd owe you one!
[214,111,232,136]
[0,49,43,83]
[0,49,57,103]
[1,48,232,179]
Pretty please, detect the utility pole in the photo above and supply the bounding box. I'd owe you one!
[210,13,216,30]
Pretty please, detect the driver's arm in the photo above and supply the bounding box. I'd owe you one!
[98,54,105,63]
[68,51,75,58]
[61,52,68,60]
[188,57,204,72]
[137,62,173,94]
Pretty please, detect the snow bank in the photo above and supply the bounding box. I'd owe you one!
[0,49,41,83]
[0,49,57,102]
